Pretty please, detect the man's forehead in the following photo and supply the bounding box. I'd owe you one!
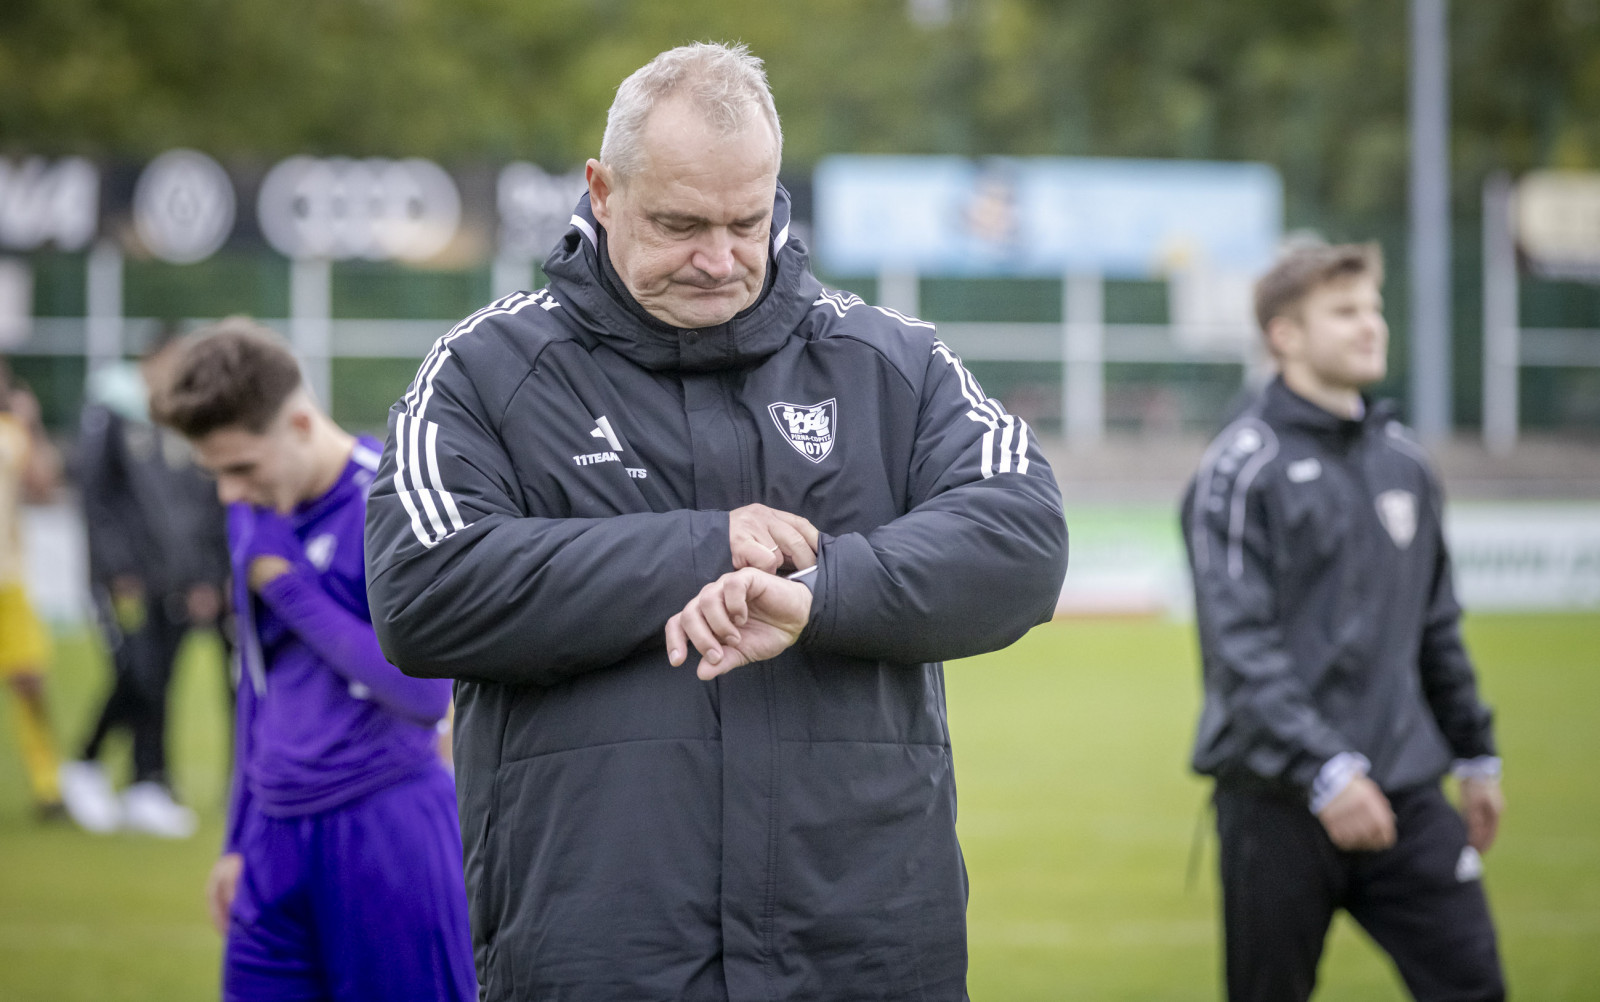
[1310,274,1381,303]
[627,101,777,199]
[196,427,265,466]
[646,187,774,223]
[640,93,776,149]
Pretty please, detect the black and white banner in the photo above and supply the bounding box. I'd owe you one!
[0,151,604,268]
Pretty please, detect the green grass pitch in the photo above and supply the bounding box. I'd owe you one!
[1,613,1596,1000]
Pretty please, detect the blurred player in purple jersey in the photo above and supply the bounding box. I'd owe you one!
[152,318,475,1002]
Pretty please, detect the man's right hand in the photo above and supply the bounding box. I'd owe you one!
[206,853,244,933]
[729,504,819,574]
[666,567,812,680]
[1317,775,1397,851]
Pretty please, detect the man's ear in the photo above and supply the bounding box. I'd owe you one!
[1264,314,1298,362]
[587,159,614,228]
[287,404,315,441]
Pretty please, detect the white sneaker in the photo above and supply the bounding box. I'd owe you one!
[121,782,197,839]
[58,761,121,833]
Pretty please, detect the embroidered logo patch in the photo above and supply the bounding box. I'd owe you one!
[1375,489,1418,549]
[305,533,338,571]
[1286,457,1322,483]
[768,399,836,463]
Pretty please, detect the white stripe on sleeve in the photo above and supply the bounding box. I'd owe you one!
[406,292,543,418]
[391,292,551,547]
[424,420,467,532]
[932,340,1034,480]
[1227,430,1279,580]
[392,413,439,548]
[997,417,1016,475]
[403,293,523,414]
[405,411,449,540]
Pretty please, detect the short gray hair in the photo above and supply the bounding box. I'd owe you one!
[599,42,782,183]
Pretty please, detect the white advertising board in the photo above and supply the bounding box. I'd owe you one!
[1445,504,1600,610]
[1051,503,1600,619]
[815,155,1282,279]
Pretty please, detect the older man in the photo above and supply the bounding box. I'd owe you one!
[365,42,1068,1001]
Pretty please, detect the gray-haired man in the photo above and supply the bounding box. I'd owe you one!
[364,41,1068,1000]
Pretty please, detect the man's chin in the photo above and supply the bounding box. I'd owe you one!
[656,294,746,330]
[1333,357,1386,389]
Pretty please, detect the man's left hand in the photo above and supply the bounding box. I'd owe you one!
[248,556,291,593]
[244,508,301,594]
[666,568,811,680]
[1460,777,1504,853]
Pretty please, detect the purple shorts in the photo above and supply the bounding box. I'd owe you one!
[224,765,476,1002]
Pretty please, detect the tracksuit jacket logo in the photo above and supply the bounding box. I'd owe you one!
[571,416,647,479]
[1376,488,1418,549]
[573,416,622,466]
[769,399,837,463]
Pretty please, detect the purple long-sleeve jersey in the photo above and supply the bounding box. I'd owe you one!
[224,437,451,853]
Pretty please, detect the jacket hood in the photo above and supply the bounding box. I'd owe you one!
[542,183,821,373]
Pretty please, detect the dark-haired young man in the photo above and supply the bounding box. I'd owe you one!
[154,318,474,1002]
[1183,242,1504,1002]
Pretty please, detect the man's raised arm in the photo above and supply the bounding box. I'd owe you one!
[769,339,1068,665]
[363,354,741,686]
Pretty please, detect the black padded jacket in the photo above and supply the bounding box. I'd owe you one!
[1182,377,1496,802]
[364,188,1069,1002]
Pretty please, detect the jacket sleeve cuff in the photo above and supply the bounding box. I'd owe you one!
[786,562,819,592]
[1452,756,1502,782]
[1309,751,1371,814]
[786,557,823,640]
[690,509,735,583]
[794,535,836,645]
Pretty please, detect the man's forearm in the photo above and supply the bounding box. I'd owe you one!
[799,481,1067,663]
[258,569,450,723]
[370,508,736,685]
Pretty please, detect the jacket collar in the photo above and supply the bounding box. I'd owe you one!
[1261,376,1398,440]
[542,183,820,373]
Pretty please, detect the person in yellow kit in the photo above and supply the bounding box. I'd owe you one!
[0,357,66,820]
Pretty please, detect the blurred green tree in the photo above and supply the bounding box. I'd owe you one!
[1,0,1596,219]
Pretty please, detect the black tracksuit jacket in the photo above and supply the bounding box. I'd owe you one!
[1182,378,1496,802]
[76,403,229,599]
[364,188,1069,1001]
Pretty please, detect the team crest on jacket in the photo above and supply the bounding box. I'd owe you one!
[305,533,338,571]
[769,399,836,463]
[1375,489,1418,549]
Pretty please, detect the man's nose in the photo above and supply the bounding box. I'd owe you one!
[217,477,247,506]
[691,229,737,280]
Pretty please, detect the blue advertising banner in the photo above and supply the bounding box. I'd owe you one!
[813,155,1283,279]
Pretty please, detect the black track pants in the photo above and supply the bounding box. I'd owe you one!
[83,589,190,785]
[1214,783,1504,1002]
